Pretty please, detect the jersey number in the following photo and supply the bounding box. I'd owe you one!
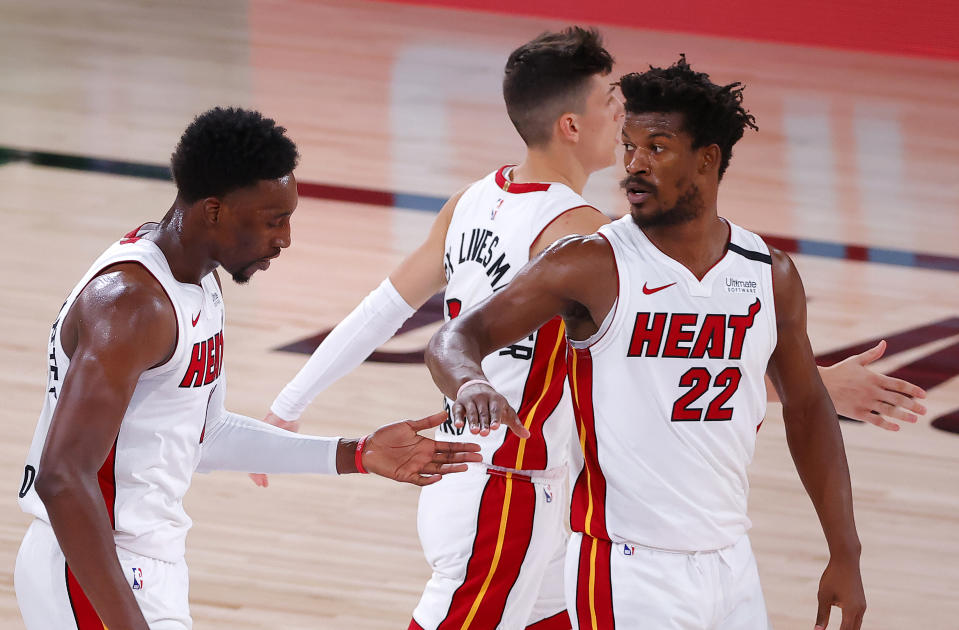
[671,367,742,422]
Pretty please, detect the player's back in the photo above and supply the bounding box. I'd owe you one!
[568,216,778,551]
[439,165,592,471]
[18,224,225,563]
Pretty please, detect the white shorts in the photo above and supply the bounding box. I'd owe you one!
[410,464,572,630]
[565,532,770,630]
[15,519,192,630]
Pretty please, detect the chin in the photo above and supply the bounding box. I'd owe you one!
[229,264,257,285]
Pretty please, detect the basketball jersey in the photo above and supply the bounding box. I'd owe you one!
[437,165,590,471]
[567,216,777,551]
[18,224,225,563]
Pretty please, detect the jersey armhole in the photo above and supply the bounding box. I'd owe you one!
[566,231,620,351]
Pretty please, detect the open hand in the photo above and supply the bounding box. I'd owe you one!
[820,340,926,431]
[815,555,866,629]
[362,411,483,486]
[450,381,530,439]
[249,412,301,487]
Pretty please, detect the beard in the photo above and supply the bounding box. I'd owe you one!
[230,261,259,284]
[627,181,705,229]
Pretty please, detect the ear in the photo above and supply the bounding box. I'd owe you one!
[202,197,221,225]
[700,144,721,175]
[556,112,580,143]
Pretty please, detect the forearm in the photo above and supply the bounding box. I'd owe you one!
[38,474,149,630]
[783,398,861,556]
[425,322,490,398]
[197,412,344,475]
[271,278,415,420]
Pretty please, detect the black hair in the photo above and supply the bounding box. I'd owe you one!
[170,107,299,203]
[503,26,614,147]
[618,55,758,179]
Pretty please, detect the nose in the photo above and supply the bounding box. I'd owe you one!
[625,148,650,175]
[275,224,292,249]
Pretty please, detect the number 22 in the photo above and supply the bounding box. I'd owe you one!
[671,367,742,422]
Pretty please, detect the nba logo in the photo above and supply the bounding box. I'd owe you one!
[623,545,635,557]
[491,199,504,220]
[131,568,143,590]
[544,484,553,503]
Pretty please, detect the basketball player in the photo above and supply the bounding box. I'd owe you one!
[426,57,867,629]
[14,107,481,630]
[258,30,918,630]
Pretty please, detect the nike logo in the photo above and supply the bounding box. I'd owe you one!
[192,312,201,327]
[642,282,676,295]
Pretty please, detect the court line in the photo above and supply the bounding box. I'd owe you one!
[2,145,956,273]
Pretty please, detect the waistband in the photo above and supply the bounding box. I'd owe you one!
[483,463,568,482]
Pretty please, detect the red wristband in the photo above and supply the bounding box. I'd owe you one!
[355,434,370,474]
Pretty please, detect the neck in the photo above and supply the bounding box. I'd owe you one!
[641,206,728,281]
[510,145,589,194]
[146,202,218,285]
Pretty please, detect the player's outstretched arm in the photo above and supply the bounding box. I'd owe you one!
[199,406,480,485]
[252,188,464,486]
[34,265,177,630]
[426,235,616,437]
[766,249,866,630]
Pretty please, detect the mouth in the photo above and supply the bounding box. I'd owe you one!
[626,184,651,206]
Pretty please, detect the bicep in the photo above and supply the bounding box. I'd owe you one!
[456,237,609,355]
[766,251,828,409]
[42,276,176,473]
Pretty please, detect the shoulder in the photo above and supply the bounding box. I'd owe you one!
[767,246,806,325]
[435,183,472,228]
[768,246,800,286]
[74,262,176,334]
[537,232,614,267]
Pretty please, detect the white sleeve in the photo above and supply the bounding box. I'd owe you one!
[196,411,340,475]
[270,278,416,421]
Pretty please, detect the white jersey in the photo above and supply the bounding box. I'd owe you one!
[18,224,225,563]
[567,216,777,551]
[438,165,590,471]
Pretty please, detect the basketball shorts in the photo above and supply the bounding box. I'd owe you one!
[565,532,771,630]
[410,464,572,630]
[15,519,192,630]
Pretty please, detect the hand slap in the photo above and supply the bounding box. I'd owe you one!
[362,411,483,486]
[452,381,530,439]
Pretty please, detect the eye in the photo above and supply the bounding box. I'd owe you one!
[622,142,635,151]
[652,144,665,153]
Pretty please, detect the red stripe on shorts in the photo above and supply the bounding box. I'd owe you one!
[492,316,568,471]
[568,347,610,540]
[407,619,425,630]
[574,535,615,630]
[437,472,537,630]
[65,564,105,630]
[526,609,573,630]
